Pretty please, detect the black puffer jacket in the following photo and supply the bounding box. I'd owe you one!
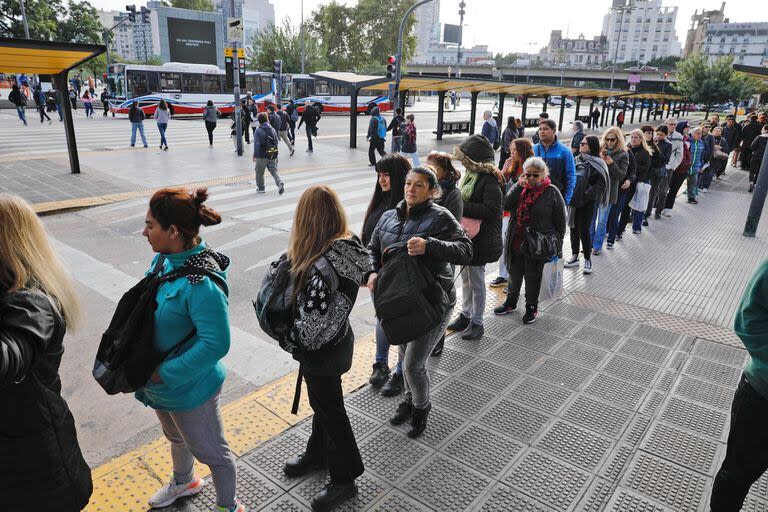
[460,170,504,266]
[630,145,652,183]
[503,185,566,268]
[0,290,93,511]
[369,200,472,311]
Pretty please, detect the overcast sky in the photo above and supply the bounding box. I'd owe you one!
[92,0,768,55]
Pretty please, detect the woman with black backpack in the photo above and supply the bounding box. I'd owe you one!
[367,166,473,438]
[280,185,371,511]
[137,187,245,512]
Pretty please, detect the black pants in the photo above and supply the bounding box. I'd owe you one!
[102,101,109,116]
[304,374,364,484]
[288,119,296,142]
[665,172,687,210]
[711,375,768,511]
[570,202,594,260]
[741,145,753,169]
[368,138,386,165]
[619,182,637,234]
[205,121,216,145]
[305,124,314,150]
[37,105,50,122]
[506,253,546,307]
[243,121,251,144]
[750,159,762,184]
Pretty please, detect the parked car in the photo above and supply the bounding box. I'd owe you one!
[601,99,635,110]
[548,96,574,108]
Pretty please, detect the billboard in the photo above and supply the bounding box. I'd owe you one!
[443,23,461,44]
[168,18,217,65]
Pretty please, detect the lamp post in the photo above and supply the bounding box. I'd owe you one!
[300,0,305,74]
[19,0,30,38]
[456,1,466,77]
[609,5,631,90]
[395,0,434,106]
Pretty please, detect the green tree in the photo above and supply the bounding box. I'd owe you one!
[674,55,735,108]
[494,53,519,66]
[726,71,768,112]
[170,0,213,11]
[246,19,326,74]
[0,0,101,42]
[645,55,680,69]
[56,0,105,43]
[310,2,362,72]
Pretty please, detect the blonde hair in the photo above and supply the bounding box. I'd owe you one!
[630,128,654,156]
[522,156,550,176]
[0,194,81,330]
[602,126,627,152]
[287,186,350,290]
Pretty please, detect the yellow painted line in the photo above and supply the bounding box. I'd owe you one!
[85,333,378,512]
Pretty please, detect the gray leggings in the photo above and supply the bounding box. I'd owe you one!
[398,310,452,409]
[156,388,237,509]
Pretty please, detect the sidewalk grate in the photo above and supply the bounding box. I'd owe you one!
[682,356,741,388]
[584,373,648,410]
[478,399,550,442]
[618,338,673,365]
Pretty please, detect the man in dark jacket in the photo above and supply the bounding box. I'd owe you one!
[481,110,499,147]
[570,121,585,155]
[367,107,387,166]
[534,119,576,205]
[740,115,762,170]
[8,84,28,125]
[298,101,320,152]
[749,126,768,192]
[446,134,504,340]
[252,112,284,194]
[722,115,741,174]
[276,106,295,156]
[387,107,405,153]
[266,104,281,133]
[240,98,253,144]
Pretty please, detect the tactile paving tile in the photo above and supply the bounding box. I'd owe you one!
[605,489,673,512]
[529,314,580,336]
[478,398,550,442]
[260,494,311,511]
[508,327,563,353]
[683,356,742,388]
[640,391,666,416]
[571,325,624,350]
[543,301,594,322]
[477,483,555,512]
[443,424,525,477]
[656,371,677,392]
[446,331,500,356]
[431,378,496,416]
[668,351,688,371]
[629,324,681,348]
[623,452,709,510]
[359,427,431,482]
[553,341,610,370]
[346,385,404,422]
[346,410,382,441]
[504,449,592,510]
[618,339,672,365]
[190,461,281,510]
[640,422,722,475]
[623,415,652,446]
[485,342,545,371]
[750,471,768,501]
[577,477,615,512]
[601,443,635,482]
[401,454,492,511]
[457,359,520,393]
[585,373,647,410]
[562,395,632,438]
[291,471,387,511]
[531,356,596,390]
[674,375,735,410]
[429,369,449,389]
[588,312,636,334]
[691,338,748,367]
[389,405,466,448]
[507,376,573,414]
[535,419,613,471]
[742,495,768,512]
[242,432,310,489]
[369,490,435,511]
[660,396,729,440]
[426,347,476,374]
[602,354,661,387]
[483,315,521,340]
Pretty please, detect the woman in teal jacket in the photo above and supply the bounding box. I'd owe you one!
[137,187,244,512]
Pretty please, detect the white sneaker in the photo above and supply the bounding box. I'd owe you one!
[702,188,708,193]
[583,260,593,274]
[563,255,580,268]
[148,475,205,508]
[662,211,672,218]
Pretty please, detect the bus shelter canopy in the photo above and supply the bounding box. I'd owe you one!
[310,71,390,90]
[0,37,106,75]
[733,64,768,82]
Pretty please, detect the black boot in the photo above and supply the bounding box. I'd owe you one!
[380,371,404,397]
[284,452,324,477]
[407,403,432,438]
[446,313,470,332]
[368,362,390,388]
[493,294,517,315]
[522,304,538,324]
[389,398,413,426]
[461,322,484,340]
[431,334,445,356]
[311,482,357,512]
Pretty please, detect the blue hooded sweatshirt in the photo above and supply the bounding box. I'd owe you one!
[534,136,577,205]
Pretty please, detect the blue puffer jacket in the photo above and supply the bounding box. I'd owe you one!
[135,241,231,411]
[534,137,576,205]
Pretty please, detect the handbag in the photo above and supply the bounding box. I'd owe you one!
[460,217,482,239]
[523,227,562,260]
[713,148,728,160]
[628,182,652,212]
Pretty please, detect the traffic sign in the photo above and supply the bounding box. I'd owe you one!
[227,17,243,42]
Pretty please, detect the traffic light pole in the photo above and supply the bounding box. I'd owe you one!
[232,41,243,157]
[394,0,433,107]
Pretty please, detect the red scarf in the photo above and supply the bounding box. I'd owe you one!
[513,176,551,252]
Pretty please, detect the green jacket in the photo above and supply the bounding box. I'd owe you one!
[735,259,768,399]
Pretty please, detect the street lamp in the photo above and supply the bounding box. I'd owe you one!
[19,0,30,38]
[394,0,434,108]
[456,1,466,77]
[609,5,632,89]
[300,0,305,74]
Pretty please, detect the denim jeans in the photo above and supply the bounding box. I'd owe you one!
[157,123,168,147]
[399,311,451,409]
[592,203,610,252]
[401,152,420,166]
[461,265,486,325]
[498,216,510,279]
[130,122,147,146]
[632,209,644,232]
[84,102,94,117]
[55,104,62,121]
[374,319,402,374]
[699,166,715,189]
[391,135,402,153]
[607,190,628,244]
[15,106,27,124]
[687,173,699,199]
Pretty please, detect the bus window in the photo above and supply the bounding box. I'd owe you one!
[203,74,222,94]
[315,79,331,95]
[261,77,273,95]
[182,73,203,93]
[293,79,313,99]
[129,71,149,98]
[147,72,159,94]
[245,75,259,94]
[160,72,181,92]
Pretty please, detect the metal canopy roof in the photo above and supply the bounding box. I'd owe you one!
[310,71,390,90]
[0,37,106,75]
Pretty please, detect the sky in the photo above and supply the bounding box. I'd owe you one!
[90,0,768,55]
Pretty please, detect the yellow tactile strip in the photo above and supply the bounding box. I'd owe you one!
[85,334,379,512]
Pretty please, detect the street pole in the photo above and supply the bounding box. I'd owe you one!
[19,0,30,38]
[456,1,466,77]
[232,41,243,156]
[395,0,433,109]
[744,149,768,237]
[609,7,628,90]
[300,0,305,74]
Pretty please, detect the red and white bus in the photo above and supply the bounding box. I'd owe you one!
[289,75,393,114]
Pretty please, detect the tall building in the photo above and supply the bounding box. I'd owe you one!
[242,0,275,46]
[701,22,768,66]
[412,0,440,63]
[684,3,728,57]
[147,2,226,67]
[98,9,154,62]
[540,31,609,67]
[602,0,682,64]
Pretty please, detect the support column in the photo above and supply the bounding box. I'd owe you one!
[55,72,80,174]
[646,101,652,122]
[497,92,506,135]
[436,90,446,140]
[521,95,529,124]
[638,99,645,126]
[469,90,480,135]
[349,87,359,149]
[558,97,566,132]
[630,98,637,124]
[611,102,618,125]
[574,97,581,121]
[600,102,607,127]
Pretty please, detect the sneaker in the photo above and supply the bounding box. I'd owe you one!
[489,276,508,287]
[380,372,404,397]
[633,229,641,234]
[749,182,755,193]
[654,212,661,220]
[306,148,313,152]
[369,362,390,388]
[461,322,484,340]
[213,501,246,512]
[522,304,538,324]
[592,249,602,256]
[616,233,623,241]
[563,255,579,268]
[662,211,672,218]
[290,148,295,156]
[278,183,285,195]
[688,198,698,204]
[493,296,517,315]
[702,188,709,193]
[642,219,649,227]
[148,475,205,508]
[256,188,266,194]
[583,260,593,274]
[446,313,470,332]
[606,242,614,250]
[130,144,135,147]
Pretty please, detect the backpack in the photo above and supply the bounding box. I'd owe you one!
[376,116,387,140]
[92,257,228,395]
[254,254,295,347]
[402,122,417,150]
[265,126,279,160]
[675,137,692,175]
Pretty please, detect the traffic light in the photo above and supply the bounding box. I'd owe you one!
[125,4,136,22]
[663,72,669,79]
[140,6,150,23]
[273,59,282,78]
[386,55,396,79]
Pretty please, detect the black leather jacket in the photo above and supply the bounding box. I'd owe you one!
[368,199,472,310]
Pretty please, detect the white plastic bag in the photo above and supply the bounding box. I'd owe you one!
[628,182,652,212]
[539,258,564,302]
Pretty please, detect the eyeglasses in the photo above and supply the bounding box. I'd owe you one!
[523,172,542,178]
[604,137,617,142]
